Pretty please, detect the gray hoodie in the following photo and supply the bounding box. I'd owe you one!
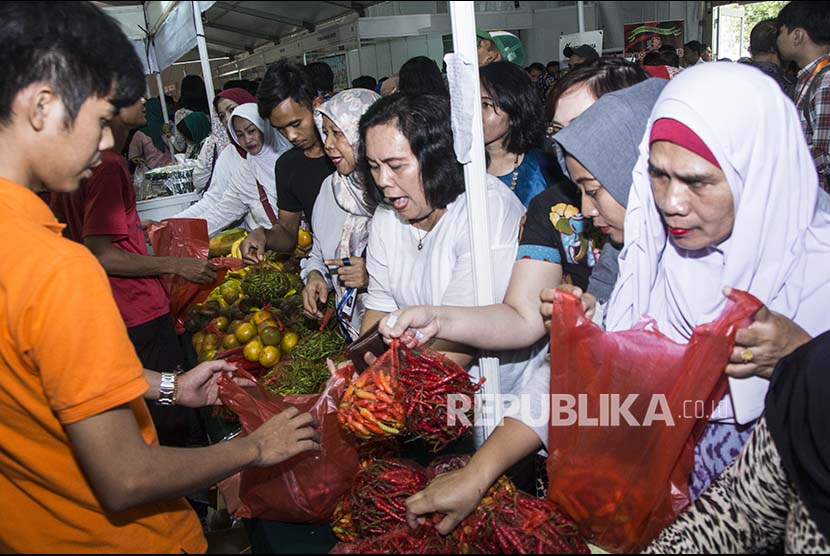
[553,78,667,304]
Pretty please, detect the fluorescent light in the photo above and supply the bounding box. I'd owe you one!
[172,57,230,65]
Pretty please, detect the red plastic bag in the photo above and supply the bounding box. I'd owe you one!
[545,288,761,552]
[217,364,360,523]
[147,219,245,333]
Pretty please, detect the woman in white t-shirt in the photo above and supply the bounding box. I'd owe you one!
[301,88,381,340]
[359,94,545,424]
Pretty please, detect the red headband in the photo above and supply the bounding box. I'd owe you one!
[214,88,257,159]
[214,87,257,107]
[650,118,720,169]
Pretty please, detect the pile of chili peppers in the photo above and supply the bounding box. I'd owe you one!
[338,363,406,440]
[454,477,589,554]
[397,344,483,451]
[338,341,481,450]
[332,459,428,540]
[330,522,456,554]
[330,458,589,554]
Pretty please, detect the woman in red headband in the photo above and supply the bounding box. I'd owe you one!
[605,61,830,499]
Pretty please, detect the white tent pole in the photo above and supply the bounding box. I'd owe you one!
[152,43,176,160]
[155,73,170,126]
[449,0,502,439]
[192,1,217,121]
[578,0,586,32]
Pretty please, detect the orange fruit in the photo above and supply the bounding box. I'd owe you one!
[235,323,256,343]
[252,310,273,326]
[213,316,229,332]
[257,318,279,332]
[280,331,299,353]
[260,326,283,347]
[243,338,263,362]
[259,346,280,368]
[202,348,217,362]
[221,284,240,304]
[297,228,312,249]
[222,334,240,350]
[202,333,219,351]
[192,331,206,352]
[228,319,244,334]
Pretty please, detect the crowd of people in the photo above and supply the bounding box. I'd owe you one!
[1,0,829,553]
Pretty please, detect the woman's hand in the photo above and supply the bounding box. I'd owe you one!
[325,257,369,290]
[540,285,596,331]
[302,271,329,319]
[725,291,812,379]
[405,467,491,535]
[378,308,436,347]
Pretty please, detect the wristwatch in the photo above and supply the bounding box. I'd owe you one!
[157,372,177,406]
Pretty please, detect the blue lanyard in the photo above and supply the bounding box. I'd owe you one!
[336,288,356,342]
[335,257,356,342]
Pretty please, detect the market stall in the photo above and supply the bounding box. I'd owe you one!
[105,1,218,220]
[144,2,568,553]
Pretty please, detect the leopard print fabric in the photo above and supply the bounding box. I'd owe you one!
[644,417,829,553]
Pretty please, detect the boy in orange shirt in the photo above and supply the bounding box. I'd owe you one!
[0,2,320,552]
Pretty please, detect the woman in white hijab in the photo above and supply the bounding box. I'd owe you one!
[177,103,291,236]
[301,88,381,340]
[605,62,830,497]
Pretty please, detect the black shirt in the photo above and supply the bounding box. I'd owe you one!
[517,183,598,291]
[274,147,336,226]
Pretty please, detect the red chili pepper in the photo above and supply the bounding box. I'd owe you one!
[356,390,377,401]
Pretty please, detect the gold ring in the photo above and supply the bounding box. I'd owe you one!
[740,349,754,363]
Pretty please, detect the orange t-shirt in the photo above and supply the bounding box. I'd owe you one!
[0,178,206,553]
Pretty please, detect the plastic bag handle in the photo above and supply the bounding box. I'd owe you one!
[552,289,590,330]
[703,289,763,337]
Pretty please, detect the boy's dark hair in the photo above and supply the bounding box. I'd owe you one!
[545,57,649,122]
[659,51,680,67]
[546,60,560,71]
[658,44,677,53]
[358,93,464,210]
[306,61,334,94]
[179,75,209,114]
[750,19,780,55]
[642,51,663,66]
[352,75,378,91]
[777,1,830,45]
[479,61,544,154]
[398,57,447,96]
[257,60,317,119]
[684,40,703,56]
[0,1,144,126]
[528,62,546,73]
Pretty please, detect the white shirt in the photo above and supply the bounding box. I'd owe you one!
[174,149,275,236]
[192,135,222,193]
[303,174,368,336]
[366,175,544,398]
[171,108,192,154]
